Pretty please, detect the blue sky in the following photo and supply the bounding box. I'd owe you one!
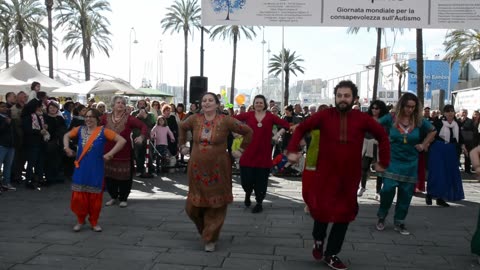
[15,0,451,94]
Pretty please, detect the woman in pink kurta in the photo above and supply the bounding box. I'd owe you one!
[234,95,290,213]
[179,92,252,252]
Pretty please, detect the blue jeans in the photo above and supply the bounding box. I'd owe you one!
[0,146,15,185]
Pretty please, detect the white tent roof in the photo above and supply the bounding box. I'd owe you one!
[51,78,143,97]
[0,60,64,94]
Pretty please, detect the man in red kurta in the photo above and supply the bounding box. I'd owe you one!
[287,80,390,270]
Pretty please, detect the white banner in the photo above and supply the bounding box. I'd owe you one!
[201,0,480,28]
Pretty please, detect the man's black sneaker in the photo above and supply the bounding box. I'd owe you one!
[251,204,263,213]
[324,255,347,270]
[312,240,324,260]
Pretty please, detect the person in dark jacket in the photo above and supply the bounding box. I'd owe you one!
[45,101,67,184]
[0,102,16,191]
[22,99,49,189]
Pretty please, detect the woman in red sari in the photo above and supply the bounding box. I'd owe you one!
[101,96,148,208]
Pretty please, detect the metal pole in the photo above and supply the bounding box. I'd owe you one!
[261,27,266,94]
[281,26,285,108]
[200,26,204,77]
[448,57,452,104]
[267,42,271,96]
[128,27,138,84]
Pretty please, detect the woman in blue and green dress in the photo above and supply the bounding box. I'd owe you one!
[375,93,436,235]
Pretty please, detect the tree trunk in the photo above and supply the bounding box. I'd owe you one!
[183,29,188,105]
[226,1,230,20]
[284,71,289,106]
[372,28,382,101]
[398,73,402,100]
[4,44,9,68]
[80,18,90,81]
[34,46,41,71]
[18,41,24,61]
[46,0,54,78]
[416,29,424,105]
[230,33,237,104]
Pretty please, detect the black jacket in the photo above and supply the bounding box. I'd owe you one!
[0,115,14,147]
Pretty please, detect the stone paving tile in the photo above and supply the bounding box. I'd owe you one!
[228,251,285,261]
[150,263,202,270]
[38,244,102,257]
[2,175,480,269]
[9,265,62,270]
[94,247,160,261]
[85,260,155,270]
[273,260,324,270]
[23,254,97,269]
[155,251,224,267]
[222,257,272,270]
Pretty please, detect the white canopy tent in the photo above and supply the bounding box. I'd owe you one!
[51,78,143,97]
[0,60,64,94]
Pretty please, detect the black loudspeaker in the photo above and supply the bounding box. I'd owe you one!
[189,76,208,104]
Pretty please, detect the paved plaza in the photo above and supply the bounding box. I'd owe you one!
[1,172,480,270]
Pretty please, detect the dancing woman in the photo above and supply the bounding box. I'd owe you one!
[376,93,436,235]
[64,108,126,232]
[179,92,252,252]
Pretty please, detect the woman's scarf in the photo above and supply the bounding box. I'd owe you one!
[439,120,459,143]
[31,113,45,131]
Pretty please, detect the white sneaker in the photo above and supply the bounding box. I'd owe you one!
[357,187,366,197]
[73,223,83,232]
[92,225,102,232]
[119,201,128,208]
[105,199,117,206]
[204,242,216,252]
[374,193,381,201]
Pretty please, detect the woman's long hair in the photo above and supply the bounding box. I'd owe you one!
[394,93,423,127]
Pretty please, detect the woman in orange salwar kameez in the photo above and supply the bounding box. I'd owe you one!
[63,108,126,232]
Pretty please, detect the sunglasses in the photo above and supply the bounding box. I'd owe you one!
[371,107,379,110]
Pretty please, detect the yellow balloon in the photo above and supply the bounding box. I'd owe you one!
[235,94,245,105]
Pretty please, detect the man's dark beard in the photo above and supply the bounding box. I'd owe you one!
[335,101,354,112]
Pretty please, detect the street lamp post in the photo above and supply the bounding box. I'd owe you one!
[156,40,164,90]
[129,27,138,84]
[261,28,266,94]
[267,42,271,96]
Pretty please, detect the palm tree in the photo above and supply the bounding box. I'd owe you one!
[55,0,112,81]
[347,28,404,101]
[268,48,305,106]
[394,62,414,99]
[46,0,54,78]
[0,2,14,68]
[161,0,201,105]
[11,0,46,61]
[443,29,480,67]
[416,29,424,105]
[27,16,48,71]
[209,25,258,104]
[348,27,383,101]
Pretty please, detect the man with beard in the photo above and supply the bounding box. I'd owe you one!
[287,80,390,270]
